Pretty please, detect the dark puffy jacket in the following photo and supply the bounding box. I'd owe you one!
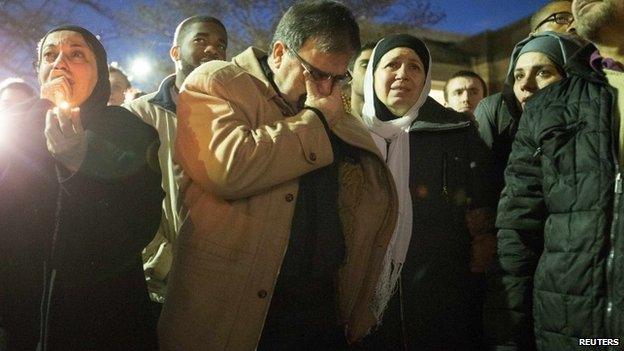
[485,44,624,350]
[475,32,584,199]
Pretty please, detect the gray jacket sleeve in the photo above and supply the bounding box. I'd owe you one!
[474,94,502,149]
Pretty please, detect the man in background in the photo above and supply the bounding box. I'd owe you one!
[444,70,487,115]
[123,15,227,312]
[531,0,576,34]
[349,42,375,118]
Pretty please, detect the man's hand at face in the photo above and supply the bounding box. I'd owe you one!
[303,70,345,124]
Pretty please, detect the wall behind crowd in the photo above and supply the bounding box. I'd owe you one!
[361,17,531,104]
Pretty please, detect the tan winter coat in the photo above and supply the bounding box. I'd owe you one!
[124,76,183,303]
[158,47,397,351]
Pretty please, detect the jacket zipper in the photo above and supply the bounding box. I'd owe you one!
[533,120,588,159]
[605,86,620,341]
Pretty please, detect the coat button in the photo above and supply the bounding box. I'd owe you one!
[309,152,317,161]
[285,193,294,202]
[257,290,267,298]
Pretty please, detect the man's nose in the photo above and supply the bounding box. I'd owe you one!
[204,44,223,60]
[460,91,470,101]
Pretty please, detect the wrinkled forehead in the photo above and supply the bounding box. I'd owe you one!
[378,47,423,65]
[41,30,91,51]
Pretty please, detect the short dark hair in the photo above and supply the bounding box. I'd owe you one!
[349,42,377,70]
[271,0,360,55]
[173,16,227,46]
[530,0,572,31]
[0,78,35,98]
[109,65,131,89]
[443,70,488,100]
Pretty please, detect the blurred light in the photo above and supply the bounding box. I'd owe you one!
[130,57,152,80]
[0,116,7,149]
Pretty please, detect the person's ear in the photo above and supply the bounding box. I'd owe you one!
[272,41,286,69]
[170,46,180,63]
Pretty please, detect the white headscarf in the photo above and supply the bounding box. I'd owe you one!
[360,35,432,322]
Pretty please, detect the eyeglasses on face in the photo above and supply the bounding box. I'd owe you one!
[534,11,574,30]
[288,47,352,85]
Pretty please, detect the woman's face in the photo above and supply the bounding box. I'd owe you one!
[374,47,426,116]
[513,52,563,110]
[38,30,98,106]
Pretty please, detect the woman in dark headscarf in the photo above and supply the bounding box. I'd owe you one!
[0,26,163,350]
[474,32,584,197]
[357,34,497,350]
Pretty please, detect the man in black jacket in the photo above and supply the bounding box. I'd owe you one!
[485,0,624,350]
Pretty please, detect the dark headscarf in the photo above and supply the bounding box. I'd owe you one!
[37,26,110,124]
[502,31,584,124]
[370,34,431,121]
[34,25,159,181]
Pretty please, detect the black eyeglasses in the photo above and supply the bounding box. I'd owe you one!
[288,48,352,85]
[534,11,574,30]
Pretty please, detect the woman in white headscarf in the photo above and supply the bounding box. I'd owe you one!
[358,34,498,350]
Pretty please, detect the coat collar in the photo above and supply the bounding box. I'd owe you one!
[409,97,471,132]
[148,74,177,113]
[232,47,297,116]
[565,43,608,84]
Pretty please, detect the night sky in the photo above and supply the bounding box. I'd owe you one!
[429,0,551,34]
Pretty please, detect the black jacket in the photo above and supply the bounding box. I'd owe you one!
[0,99,163,350]
[485,44,624,350]
[363,98,498,350]
[474,92,520,197]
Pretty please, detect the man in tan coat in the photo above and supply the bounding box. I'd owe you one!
[159,1,397,349]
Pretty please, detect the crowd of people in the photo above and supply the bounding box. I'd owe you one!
[0,0,623,350]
